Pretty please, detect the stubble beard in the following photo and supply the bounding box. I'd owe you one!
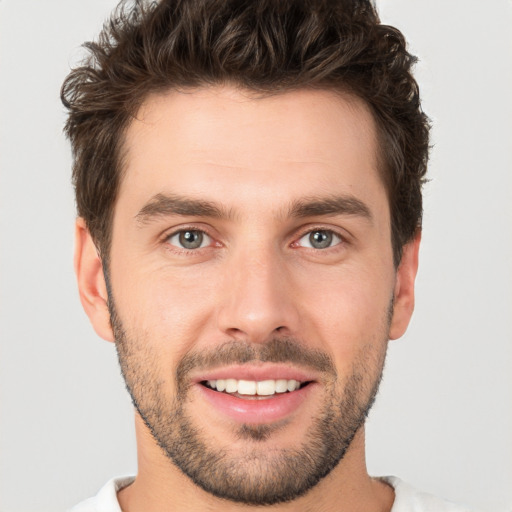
[109,298,390,506]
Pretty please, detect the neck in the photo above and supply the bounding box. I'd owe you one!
[117,415,394,512]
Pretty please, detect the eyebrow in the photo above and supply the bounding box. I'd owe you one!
[135,192,372,225]
[288,195,373,222]
[135,193,231,225]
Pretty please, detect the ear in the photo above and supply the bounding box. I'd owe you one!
[389,230,421,340]
[74,218,114,342]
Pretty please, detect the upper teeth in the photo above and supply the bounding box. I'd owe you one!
[206,379,302,396]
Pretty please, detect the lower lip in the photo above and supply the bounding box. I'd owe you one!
[196,383,316,424]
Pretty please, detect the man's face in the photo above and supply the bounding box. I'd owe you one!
[85,86,417,504]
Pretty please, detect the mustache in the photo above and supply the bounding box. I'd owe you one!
[176,337,336,387]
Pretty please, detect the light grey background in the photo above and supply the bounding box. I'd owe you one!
[0,1,511,511]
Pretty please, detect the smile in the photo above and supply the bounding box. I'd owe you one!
[203,378,306,397]
[197,376,316,424]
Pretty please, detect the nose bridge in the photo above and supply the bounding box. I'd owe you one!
[217,239,298,342]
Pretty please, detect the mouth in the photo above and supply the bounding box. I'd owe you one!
[194,367,318,425]
[201,378,311,398]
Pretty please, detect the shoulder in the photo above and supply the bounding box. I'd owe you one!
[68,476,135,512]
[381,476,477,512]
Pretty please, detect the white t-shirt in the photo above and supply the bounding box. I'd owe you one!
[69,475,475,512]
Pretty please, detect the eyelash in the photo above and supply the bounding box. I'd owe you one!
[161,226,348,253]
[162,226,216,254]
[292,226,347,251]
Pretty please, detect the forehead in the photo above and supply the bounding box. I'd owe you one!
[119,86,384,217]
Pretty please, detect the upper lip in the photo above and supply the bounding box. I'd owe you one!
[192,363,319,384]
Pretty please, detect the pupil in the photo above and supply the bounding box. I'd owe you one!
[179,230,203,249]
[310,230,332,249]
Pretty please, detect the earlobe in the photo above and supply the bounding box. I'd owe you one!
[74,218,114,342]
[389,230,421,340]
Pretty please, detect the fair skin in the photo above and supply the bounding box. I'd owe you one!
[75,86,420,512]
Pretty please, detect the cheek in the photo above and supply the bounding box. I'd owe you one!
[112,263,219,353]
[295,265,393,356]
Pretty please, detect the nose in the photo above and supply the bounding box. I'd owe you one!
[216,244,300,343]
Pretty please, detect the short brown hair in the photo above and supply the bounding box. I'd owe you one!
[62,0,429,265]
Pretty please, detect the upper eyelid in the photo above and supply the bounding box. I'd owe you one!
[161,225,214,241]
[294,225,349,241]
[298,229,343,239]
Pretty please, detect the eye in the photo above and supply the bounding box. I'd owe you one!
[167,229,211,250]
[297,229,343,249]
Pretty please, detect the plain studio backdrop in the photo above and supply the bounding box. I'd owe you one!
[0,1,511,511]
